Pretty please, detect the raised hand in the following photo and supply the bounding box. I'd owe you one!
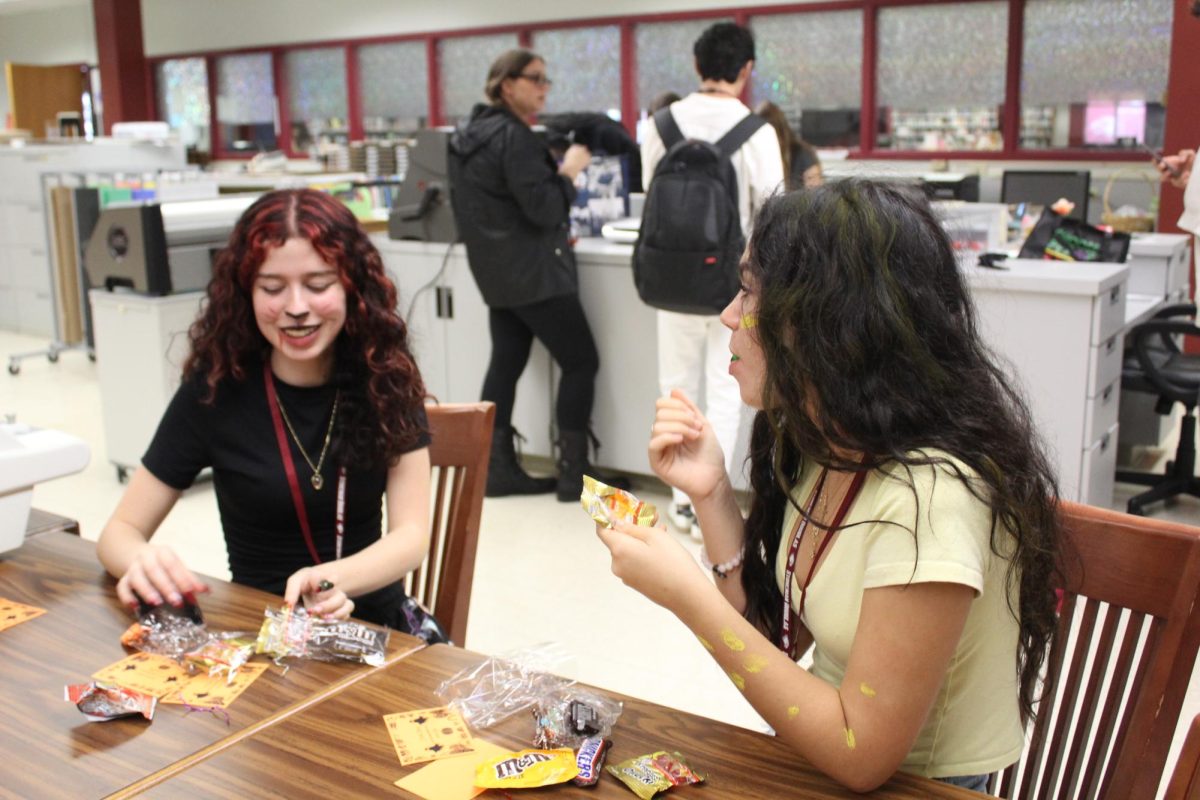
[649,389,731,503]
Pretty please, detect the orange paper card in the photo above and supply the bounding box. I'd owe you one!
[393,738,511,800]
[0,597,47,632]
[161,662,270,708]
[92,652,191,698]
[384,706,476,766]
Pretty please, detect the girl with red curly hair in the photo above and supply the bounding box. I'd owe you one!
[98,189,439,635]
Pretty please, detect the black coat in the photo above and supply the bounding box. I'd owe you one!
[448,104,578,309]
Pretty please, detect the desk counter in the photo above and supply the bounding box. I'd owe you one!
[133,643,978,800]
[0,532,423,800]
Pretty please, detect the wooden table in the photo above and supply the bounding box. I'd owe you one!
[25,508,81,537]
[133,643,979,799]
[0,531,425,800]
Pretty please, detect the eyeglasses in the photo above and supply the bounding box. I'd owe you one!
[517,72,553,87]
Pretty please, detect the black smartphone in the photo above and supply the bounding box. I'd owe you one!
[1143,144,1182,179]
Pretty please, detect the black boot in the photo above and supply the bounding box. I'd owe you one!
[486,426,556,497]
[556,429,631,503]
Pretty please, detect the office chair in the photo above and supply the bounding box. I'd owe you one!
[1115,303,1200,516]
[1001,170,1091,222]
[992,502,1200,799]
[404,402,494,646]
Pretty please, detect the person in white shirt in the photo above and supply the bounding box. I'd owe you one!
[1159,148,1199,236]
[641,22,784,539]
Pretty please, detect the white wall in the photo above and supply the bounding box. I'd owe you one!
[0,2,95,128]
[140,0,817,55]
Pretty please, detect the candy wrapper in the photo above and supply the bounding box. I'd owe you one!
[436,642,577,730]
[581,475,657,528]
[573,737,612,787]
[531,686,623,749]
[256,604,388,667]
[184,633,257,682]
[608,751,705,799]
[122,596,210,658]
[66,681,157,722]
[474,748,579,789]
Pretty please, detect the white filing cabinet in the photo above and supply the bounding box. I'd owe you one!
[967,259,1129,507]
[0,140,185,337]
[89,289,205,479]
[1126,233,1191,300]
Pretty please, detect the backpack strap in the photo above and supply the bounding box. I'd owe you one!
[652,107,685,150]
[714,113,768,159]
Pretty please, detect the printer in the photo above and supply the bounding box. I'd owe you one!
[83,194,260,295]
[0,422,90,555]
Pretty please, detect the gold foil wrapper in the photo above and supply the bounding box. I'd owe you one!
[580,475,657,528]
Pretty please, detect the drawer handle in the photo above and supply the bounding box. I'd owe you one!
[1099,433,1111,453]
[1102,385,1112,402]
[1105,337,1116,355]
[1109,286,1121,305]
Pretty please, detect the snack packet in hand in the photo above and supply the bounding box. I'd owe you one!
[581,475,657,528]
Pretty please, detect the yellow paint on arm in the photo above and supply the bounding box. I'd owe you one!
[787,706,800,719]
[844,728,856,750]
[720,628,746,652]
[697,636,714,652]
[727,671,746,691]
[743,654,768,674]
[859,683,876,698]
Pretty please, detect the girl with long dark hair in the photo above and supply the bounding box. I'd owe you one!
[597,181,1060,792]
[98,189,435,633]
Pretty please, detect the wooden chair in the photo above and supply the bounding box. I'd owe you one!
[993,502,1200,799]
[1165,715,1200,800]
[403,402,494,647]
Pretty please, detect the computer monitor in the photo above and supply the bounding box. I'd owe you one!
[1001,170,1090,222]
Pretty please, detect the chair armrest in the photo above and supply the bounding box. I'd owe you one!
[1152,302,1197,321]
[1132,319,1200,401]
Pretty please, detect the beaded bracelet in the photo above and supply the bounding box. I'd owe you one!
[700,546,745,580]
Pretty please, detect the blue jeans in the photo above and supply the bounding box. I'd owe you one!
[936,773,991,793]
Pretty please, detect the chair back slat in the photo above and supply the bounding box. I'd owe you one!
[408,403,494,645]
[996,502,1200,800]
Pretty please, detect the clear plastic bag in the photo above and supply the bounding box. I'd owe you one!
[435,642,577,729]
[256,605,389,667]
[531,685,623,749]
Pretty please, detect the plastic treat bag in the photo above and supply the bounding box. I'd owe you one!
[184,633,257,682]
[121,597,210,658]
[531,685,623,749]
[436,642,577,730]
[66,681,157,722]
[581,475,657,528]
[256,604,388,667]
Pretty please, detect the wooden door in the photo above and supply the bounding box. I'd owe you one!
[5,63,86,136]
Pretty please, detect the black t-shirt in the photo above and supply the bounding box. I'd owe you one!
[142,366,430,625]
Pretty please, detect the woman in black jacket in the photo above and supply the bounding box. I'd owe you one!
[449,49,626,501]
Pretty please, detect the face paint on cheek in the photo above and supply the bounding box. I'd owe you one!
[697,636,714,653]
[727,671,746,692]
[720,628,746,652]
[743,654,768,674]
[739,313,759,329]
[860,683,876,698]
[730,354,741,363]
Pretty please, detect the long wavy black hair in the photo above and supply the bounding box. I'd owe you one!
[739,181,1061,721]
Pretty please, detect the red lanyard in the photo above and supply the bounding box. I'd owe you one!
[780,466,868,659]
[264,364,346,564]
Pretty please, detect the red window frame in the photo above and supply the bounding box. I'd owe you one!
[145,0,1166,163]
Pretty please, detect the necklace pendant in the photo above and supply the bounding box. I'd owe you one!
[311,473,324,491]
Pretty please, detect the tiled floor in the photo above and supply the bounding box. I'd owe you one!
[4,329,1200,795]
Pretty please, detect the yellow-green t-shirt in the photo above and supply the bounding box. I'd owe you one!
[774,453,1025,778]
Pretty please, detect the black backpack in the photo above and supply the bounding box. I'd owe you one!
[633,106,768,315]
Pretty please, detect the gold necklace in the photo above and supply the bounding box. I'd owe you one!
[810,474,833,559]
[275,390,339,490]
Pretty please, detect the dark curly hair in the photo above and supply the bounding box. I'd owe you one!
[739,181,1061,723]
[183,188,427,469]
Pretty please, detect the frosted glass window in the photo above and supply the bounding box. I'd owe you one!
[358,41,428,138]
[635,18,732,115]
[1021,0,1171,149]
[439,33,520,125]
[155,58,210,154]
[216,53,277,152]
[750,11,862,147]
[877,2,1008,151]
[286,48,348,155]
[532,26,621,119]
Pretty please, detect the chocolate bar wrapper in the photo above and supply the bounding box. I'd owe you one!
[66,681,157,722]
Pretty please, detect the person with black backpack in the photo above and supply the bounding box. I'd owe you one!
[637,22,783,541]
